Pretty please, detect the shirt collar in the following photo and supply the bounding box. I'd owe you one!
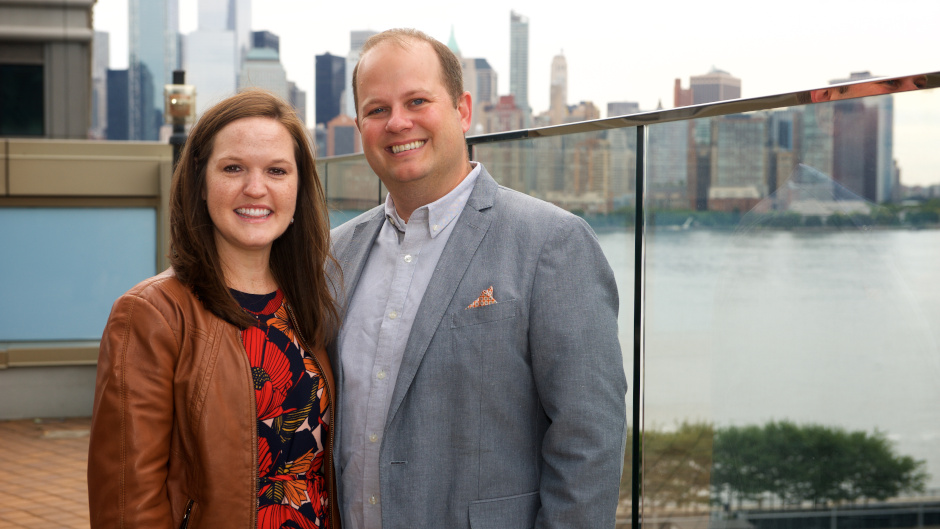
[384,162,482,238]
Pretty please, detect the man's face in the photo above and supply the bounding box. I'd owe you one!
[355,40,472,210]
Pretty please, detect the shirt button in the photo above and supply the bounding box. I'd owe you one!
[389,311,398,320]
[369,433,378,443]
[403,254,413,263]
[432,224,440,231]
[369,495,377,505]
[377,371,386,380]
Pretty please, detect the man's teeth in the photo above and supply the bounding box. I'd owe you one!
[391,141,425,154]
[236,208,271,218]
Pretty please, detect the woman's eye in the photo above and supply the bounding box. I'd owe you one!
[223,165,241,173]
[269,168,286,175]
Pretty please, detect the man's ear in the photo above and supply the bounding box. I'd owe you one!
[811,89,832,103]
[457,91,472,133]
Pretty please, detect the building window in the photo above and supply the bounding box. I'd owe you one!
[0,64,44,136]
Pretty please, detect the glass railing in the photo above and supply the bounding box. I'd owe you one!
[317,71,940,528]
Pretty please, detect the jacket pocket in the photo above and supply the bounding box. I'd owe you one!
[451,299,519,328]
[468,490,540,528]
[178,499,195,529]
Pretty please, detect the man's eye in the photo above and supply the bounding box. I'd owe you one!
[366,107,385,116]
[412,98,426,106]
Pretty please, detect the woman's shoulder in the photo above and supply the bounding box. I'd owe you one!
[115,268,200,316]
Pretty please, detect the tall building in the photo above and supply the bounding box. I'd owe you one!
[240,48,288,101]
[288,81,307,125]
[252,30,279,54]
[345,30,377,117]
[198,0,250,62]
[184,0,251,116]
[690,67,741,105]
[128,0,178,140]
[106,69,130,140]
[674,79,693,107]
[316,52,346,126]
[549,52,567,125]
[828,71,896,203]
[91,31,110,139]
[608,102,640,117]
[510,11,530,120]
[1,0,94,138]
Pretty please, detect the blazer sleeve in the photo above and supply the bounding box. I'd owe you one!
[87,292,179,529]
[528,214,628,529]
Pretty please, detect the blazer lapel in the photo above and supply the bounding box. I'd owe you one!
[334,207,385,316]
[384,170,499,429]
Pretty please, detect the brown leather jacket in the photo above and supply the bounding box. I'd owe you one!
[88,269,340,529]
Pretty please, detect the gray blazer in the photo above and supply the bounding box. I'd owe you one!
[329,167,627,529]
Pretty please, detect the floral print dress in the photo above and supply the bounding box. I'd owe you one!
[233,289,331,529]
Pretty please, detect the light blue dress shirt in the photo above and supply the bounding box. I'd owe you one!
[338,163,482,529]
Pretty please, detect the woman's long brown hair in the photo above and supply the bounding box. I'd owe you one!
[169,89,338,348]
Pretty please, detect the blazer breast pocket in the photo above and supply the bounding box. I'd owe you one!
[451,298,519,328]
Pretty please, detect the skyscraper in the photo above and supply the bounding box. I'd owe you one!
[689,67,741,105]
[91,31,110,139]
[184,0,251,116]
[549,52,567,125]
[510,11,530,119]
[345,30,377,117]
[240,48,289,102]
[252,31,279,54]
[199,0,251,62]
[316,52,345,126]
[128,0,178,140]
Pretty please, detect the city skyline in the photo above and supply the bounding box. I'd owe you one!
[91,0,940,184]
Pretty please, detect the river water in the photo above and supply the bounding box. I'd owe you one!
[598,228,940,489]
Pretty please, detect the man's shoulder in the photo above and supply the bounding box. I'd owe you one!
[330,206,384,242]
[491,183,586,232]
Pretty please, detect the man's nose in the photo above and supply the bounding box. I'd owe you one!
[385,107,412,133]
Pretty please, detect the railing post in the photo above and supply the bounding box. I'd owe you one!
[631,124,648,529]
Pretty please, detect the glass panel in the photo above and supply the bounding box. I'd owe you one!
[0,64,44,136]
[643,87,940,528]
[0,208,156,341]
[475,131,637,522]
[319,157,383,227]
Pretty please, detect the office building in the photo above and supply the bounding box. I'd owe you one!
[185,0,252,116]
[240,47,289,102]
[345,30,377,117]
[316,52,345,126]
[252,30,279,54]
[199,0,250,61]
[106,69,130,140]
[128,0,179,140]
[510,11,530,120]
[0,0,94,138]
[91,31,110,139]
[549,53,568,125]
[289,81,307,125]
[690,67,741,105]
[326,114,360,156]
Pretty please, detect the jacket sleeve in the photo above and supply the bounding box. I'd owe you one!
[529,214,628,529]
[87,292,180,529]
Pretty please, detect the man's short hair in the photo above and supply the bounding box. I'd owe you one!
[352,28,464,117]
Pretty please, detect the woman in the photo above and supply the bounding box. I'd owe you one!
[88,90,340,529]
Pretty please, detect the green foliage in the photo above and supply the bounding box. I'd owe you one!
[624,420,930,513]
[712,421,928,507]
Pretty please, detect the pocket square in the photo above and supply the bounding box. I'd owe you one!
[467,286,497,309]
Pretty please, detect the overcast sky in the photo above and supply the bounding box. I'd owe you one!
[92,0,940,184]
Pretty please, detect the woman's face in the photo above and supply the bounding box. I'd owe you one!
[204,116,298,266]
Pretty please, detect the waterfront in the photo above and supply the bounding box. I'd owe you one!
[599,228,940,490]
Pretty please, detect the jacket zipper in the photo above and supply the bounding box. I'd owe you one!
[179,499,194,529]
[235,327,259,529]
[286,303,336,529]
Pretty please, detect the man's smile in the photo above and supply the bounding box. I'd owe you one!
[390,140,426,154]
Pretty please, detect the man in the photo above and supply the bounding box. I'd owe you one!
[329,28,627,529]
